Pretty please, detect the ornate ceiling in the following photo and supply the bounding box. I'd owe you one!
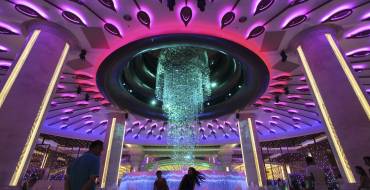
[0,0,368,144]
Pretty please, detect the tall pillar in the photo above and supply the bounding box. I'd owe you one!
[218,145,233,171]
[100,111,127,190]
[0,22,74,188]
[293,26,370,188]
[130,153,144,172]
[238,113,266,188]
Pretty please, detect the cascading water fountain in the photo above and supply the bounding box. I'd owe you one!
[155,46,211,165]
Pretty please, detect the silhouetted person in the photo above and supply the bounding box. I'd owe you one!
[154,170,169,190]
[356,166,370,190]
[304,156,327,190]
[178,167,205,190]
[65,140,103,190]
[364,157,370,176]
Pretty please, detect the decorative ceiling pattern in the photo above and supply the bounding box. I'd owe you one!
[0,0,369,144]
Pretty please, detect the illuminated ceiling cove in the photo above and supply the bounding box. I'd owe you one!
[0,0,369,144]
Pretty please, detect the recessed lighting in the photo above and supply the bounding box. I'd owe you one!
[150,99,157,105]
[211,82,217,88]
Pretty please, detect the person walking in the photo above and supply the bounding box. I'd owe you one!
[64,140,104,190]
[178,167,205,190]
[356,166,370,190]
[153,170,169,190]
[304,156,327,190]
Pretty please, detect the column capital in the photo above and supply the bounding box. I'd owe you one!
[21,20,80,49]
[288,24,341,51]
[106,110,128,119]
[236,112,256,120]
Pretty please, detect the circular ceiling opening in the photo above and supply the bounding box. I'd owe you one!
[97,34,270,120]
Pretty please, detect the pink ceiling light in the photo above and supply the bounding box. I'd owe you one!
[177,0,195,27]
[132,1,152,29]
[104,22,122,37]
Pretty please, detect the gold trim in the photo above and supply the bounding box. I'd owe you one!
[325,33,370,120]
[9,43,70,186]
[248,118,263,187]
[0,30,41,108]
[297,46,355,183]
[101,117,117,188]
[238,121,249,185]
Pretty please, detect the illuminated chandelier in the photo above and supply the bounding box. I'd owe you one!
[155,46,211,164]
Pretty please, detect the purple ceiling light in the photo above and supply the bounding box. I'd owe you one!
[0,23,19,35]
[346,47,370,58]
[283,14,307,29]
[254,0,274,15]
[362,12,370,21]
[221,11,235,29]
[220,0,241,29]
[304,102,316,108]
[321,5,353,23]
[98,0,116,11]
[345,26,370,39]
[352,64,367,72]
[62,10,86,26]
[133,1,151,28]
[104,23,122,37]
[288,0,308,7]
[247,25,265,39]
[60,124,68,129]
[15,4,44,19]
[0,45,8,53]
[288,109,298,114]
[287,95,301,101]
[0,60,12,69]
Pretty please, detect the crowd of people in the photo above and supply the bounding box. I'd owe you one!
[61,140,207,190]
[20,139,370,190]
